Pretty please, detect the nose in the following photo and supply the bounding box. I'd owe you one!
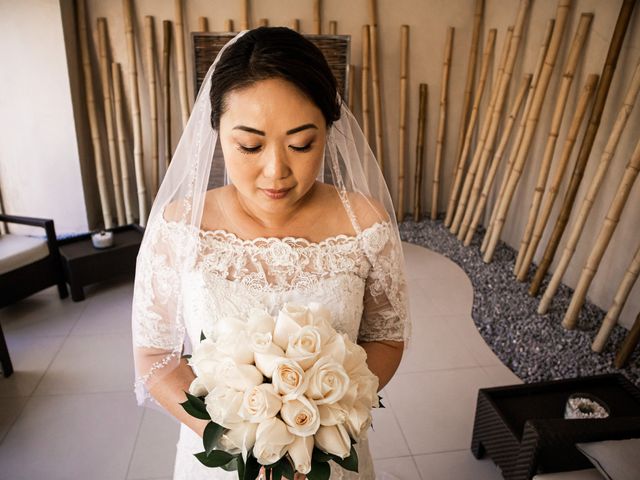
[262,145,290,180]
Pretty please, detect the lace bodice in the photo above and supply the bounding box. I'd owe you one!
[133,217,408,355]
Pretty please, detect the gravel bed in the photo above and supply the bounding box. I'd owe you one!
[399,217,639,388]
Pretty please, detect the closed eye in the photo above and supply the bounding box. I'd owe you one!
[289,142,313,152]
[237,144,261,154]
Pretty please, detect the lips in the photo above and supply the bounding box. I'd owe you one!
[262,187,292,199]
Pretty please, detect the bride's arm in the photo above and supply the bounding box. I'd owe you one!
[359,340,404,390]
[148,357,209,438]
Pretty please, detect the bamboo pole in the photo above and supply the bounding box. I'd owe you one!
[144,16,160,196]
[313,0,322,34]
[162,20,172,169]
[290,19,299,32]
[361,25,371,145]
[432,27,454,220]
[538,63,640,313]
[348,64,355,112]
[78,0,113,229]
[413,84,428,222]
[444,28,497,227]
[614,312,640,368]
[481,19,555,253]
[448,0,484,224]
[368,0,384,174]
[593,242,640,352]
[515,13,593,278]
[463,73,530,246]
[174,0,189,128]
[397,25,409,222]
[457,1,532,241]
[225,19,235,32]
[258,18,268,27]
[450,22,515,235]
[123,0,147,226]
[112,63,135,224]
[521,74,597,286]
[483,0,571,264]
[529,0,637,296]
[329,21,337,35]
[198,16,208,32]
[241,0,249,30]
[97,17,125,226]
[562,135,640,330]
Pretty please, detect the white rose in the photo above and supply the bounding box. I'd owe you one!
[344,399,372,439]
[286,325,322,370]
[204,385,244,428]
[320,332,347,364]
[189,339,221,390]
[188,376,208,397]
[251,332,285,378]
[343,338,369,374]
[314,424,351,459]
[240,384,282,423]
[219,421,258,460]
[272,358,309,401]
[215,315,247,336]
[216,331,254,365]
[318,403,348,426]
[348,362,379,408]
[273,304,311,349]
[287,435,314,474]
[280,396,320,437]
[253,417,295,465]
[216,357,263,391]
[305,356,350,405]
[247,308,275,334]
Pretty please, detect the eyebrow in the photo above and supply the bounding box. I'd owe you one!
[232,123,318,136]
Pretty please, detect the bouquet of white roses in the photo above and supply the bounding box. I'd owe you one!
[181,303,380,480]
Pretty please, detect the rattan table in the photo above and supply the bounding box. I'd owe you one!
[471,373,640,480]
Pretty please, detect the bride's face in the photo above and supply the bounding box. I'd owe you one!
[219,77,327,216]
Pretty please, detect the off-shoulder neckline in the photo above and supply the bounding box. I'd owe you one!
[158,214,391,248]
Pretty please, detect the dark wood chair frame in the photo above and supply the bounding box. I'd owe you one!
[0,213,69,377]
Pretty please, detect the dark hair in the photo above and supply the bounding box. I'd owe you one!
[209,27,341,130]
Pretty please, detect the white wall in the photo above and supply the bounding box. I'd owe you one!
[0,0,89,235]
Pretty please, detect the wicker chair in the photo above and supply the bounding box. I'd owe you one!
[0,213,68,377]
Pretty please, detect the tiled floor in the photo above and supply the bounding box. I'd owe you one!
[0,242,519,479]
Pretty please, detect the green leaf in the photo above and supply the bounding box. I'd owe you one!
[378,395,385,408]
[270,463,282,479]
[194,450,236,468]
[307,460,331,480]
[280,456,295,480]
[220,455,239,472]
[203,421,225,455]
[312,447,335,463]
[200,330,207,342]
[237,454,245,479]
[181,354,192,360]
[180,392,210,420]
[334,445,358,473]
[243,454,261,480]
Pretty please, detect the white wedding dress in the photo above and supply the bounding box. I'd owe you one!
[133,215,408,480]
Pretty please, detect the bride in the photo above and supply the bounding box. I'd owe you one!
[132,27,410,479]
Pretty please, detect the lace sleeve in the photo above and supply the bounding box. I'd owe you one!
[132,219,188,405]
[357,222,410,344]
